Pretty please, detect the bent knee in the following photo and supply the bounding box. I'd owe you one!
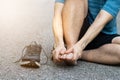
[112,37,120,44]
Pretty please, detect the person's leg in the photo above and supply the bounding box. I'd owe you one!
[81,37,120,65]
[62,0,88,49]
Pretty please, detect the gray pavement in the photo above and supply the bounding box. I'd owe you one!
[0,0,120,80]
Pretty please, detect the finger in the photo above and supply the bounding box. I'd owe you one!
[60,49,66,55]
[53,51,61,62]
[72,52,79,61]
[60,54,67,60]
[62,54,66,59]
[65,48,73,54]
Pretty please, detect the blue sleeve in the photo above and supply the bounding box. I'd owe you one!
[102,0,120,17]
[55,0,65,3]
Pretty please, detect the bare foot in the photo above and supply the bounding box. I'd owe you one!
[60,53,77,66]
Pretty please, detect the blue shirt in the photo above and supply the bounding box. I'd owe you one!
[55,0,120,34]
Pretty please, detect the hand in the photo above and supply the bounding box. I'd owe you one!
[60,43,83,64]
[52,45,66,64]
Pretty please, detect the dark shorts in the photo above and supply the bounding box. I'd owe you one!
[78,18,120,50]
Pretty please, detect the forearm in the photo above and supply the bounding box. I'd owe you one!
[53,16,64,46]
[52,3,64,46]
[78,10,113,49]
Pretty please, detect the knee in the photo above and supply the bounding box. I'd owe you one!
[112,37,120,44]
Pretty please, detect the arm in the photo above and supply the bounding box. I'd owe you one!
[52,2,64,47]
[52,2,66,63]
[78,0,120,49]
[78,10,113,49]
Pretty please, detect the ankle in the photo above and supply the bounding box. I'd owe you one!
[66,44,74,49]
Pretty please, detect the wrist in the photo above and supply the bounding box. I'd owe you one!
[66,43,75,49]
[66,41,77,49]
[78,39,88,50]
[54,41,65,48]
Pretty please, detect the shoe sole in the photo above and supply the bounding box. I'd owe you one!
[20,60,41,68]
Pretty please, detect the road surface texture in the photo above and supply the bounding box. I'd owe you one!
[0,0,120,80]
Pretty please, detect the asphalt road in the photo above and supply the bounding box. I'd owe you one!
[0,0,120,80]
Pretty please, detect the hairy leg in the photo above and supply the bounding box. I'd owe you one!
[81,37,120,65]
[62,0,88,49]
